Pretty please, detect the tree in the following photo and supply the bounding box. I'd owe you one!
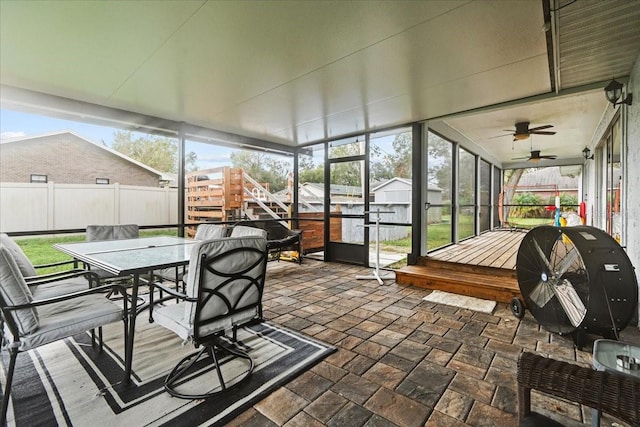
[503,168,526,220]
[230,150,291,192]
[298,155,324,184]
[427,133,452,201]
[112,131,197,173]
[371,132,412,181]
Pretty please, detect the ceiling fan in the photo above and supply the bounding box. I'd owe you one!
[512,150,557,162]
[492,121,556,141]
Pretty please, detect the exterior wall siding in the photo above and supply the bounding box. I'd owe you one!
[625,52,640,326]
[0,133,159,187]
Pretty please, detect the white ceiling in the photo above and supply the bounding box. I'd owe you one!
[1,0,639,167]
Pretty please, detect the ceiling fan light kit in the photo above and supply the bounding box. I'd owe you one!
[492,121,556,141]
[512,149,557,162]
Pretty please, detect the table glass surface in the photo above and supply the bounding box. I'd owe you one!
[592,339,640,378]
[54,236,197,275]
[55,236,194,255]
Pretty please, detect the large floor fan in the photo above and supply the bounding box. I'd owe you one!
[513,225,638,347]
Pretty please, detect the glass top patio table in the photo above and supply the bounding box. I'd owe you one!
[54,236,197,276]
[54,235,199,384]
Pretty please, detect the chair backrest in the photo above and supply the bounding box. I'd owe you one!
[0,245,39,336]
[184,236,267,343]
[230,225,268,239]
[0,233,37,277]
[86,224,139,241]
[194,224,228,240]
[517,352,640,426]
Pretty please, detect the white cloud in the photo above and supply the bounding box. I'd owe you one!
[0,131,27,140]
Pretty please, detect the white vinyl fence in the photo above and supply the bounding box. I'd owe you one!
[0,182,178,233]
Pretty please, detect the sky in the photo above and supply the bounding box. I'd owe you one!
[0,108,397,172]
[0,108,238,170]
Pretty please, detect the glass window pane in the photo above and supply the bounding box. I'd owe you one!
[458,148,476,240]
[480,159,491,232]
[297,143,325,254]
[426,131,453,250]
[493,166,501,228]
[372,224,410,269]
[328,135,365,159]
[458,148,475,207]
[426,206,451,251]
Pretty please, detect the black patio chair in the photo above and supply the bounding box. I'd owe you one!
[517,351,640,427]
[0,245,128,425]
[147,235,268,399]
[232,221,302,264]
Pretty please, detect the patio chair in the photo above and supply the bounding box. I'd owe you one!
[152,224,229,288]
[0,245,128,425]
[231,221,302,263]
[85,224,140,284]
[517,351,640,427]
[0,233,95,303]
[148,235,268,399]
[0,233,77,280]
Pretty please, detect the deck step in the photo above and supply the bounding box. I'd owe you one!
[396,263,522,304]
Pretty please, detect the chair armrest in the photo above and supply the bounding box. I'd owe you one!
[151,281,192,300]
[5,283,128,310]
[25,269,100,287]
[33,259,75,269]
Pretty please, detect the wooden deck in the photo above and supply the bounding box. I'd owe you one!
[396,229,527,303]
[427,229,526,270]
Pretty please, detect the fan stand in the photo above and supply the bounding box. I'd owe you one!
[356,209,395,285]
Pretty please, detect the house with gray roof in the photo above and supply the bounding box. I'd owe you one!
[0,131,169,187]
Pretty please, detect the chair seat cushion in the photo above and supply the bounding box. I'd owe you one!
[230,226,268,239]
[1,233,38,277]
[21,294,123,351]
[0,246,39,334]
[153,302,257,342]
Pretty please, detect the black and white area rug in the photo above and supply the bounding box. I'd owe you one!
[3,320,335,426]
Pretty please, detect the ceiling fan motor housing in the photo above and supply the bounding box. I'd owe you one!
[516,225,638,339]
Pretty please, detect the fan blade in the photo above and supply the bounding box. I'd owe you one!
[512,156,530,160]
[539,155,557,159]
[528,125,553,132]
[554,248,579,277]
[488,133,513,139]
[531,131,556,135]
[552,279,587,327]
[532,238,552,270]
[529,280,554,308]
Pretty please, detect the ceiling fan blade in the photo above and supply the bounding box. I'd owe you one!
[528,124,553,132]
[531,131,556,135]
[540,155,557,159]
[552,279,587,327]
[529,280,554,308]
[512,156,530,160]
[488,133,513,139]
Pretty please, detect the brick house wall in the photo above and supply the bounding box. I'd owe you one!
[0,132,160,186]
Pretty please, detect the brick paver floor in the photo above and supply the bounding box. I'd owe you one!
[226,259,640,427]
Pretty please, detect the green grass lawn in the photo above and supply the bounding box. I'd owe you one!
[426,214,475,250]
[15,229,178,275]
